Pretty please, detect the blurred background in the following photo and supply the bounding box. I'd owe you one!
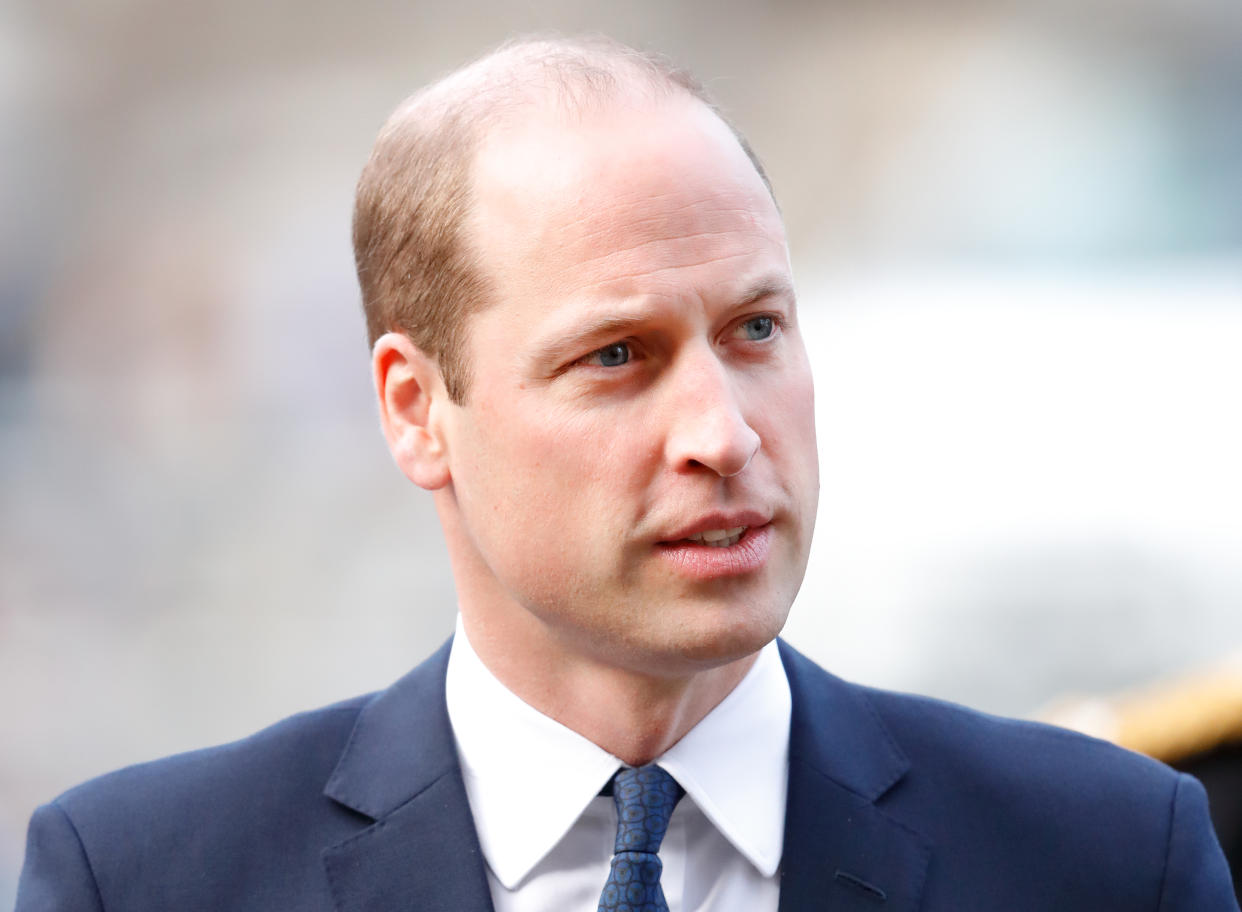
[2,0,1241,902]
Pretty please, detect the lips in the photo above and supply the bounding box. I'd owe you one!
[656,522,774,579]
[653,510,774,579]
[660,510,770,546]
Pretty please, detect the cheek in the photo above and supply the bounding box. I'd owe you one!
[754,366,817,462]
[457,401,646,543]
[537,398,662,486]
[792,376,819,469]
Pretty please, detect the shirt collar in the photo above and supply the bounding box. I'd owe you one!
[659,637,790,876]
[445,616,791,887]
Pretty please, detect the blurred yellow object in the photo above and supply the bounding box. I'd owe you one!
[1039,652,1242,764]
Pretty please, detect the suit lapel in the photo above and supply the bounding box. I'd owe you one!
[321,639,495,912]
[777,641,932,912]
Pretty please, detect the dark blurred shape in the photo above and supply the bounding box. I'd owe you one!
[1179,741,1242,901]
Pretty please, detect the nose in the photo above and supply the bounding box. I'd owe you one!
[663,350,761,478]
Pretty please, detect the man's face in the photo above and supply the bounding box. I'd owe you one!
[439,94,818,678]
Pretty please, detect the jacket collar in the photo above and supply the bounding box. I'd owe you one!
[319,637,930,912]
[777,640,932,911]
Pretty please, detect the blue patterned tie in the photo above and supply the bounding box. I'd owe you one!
[597,765,685,912]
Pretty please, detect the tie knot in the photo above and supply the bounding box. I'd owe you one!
[609,765,684,855]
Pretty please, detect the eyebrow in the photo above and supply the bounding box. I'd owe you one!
[532,276,796,371]
[736,276,796,310]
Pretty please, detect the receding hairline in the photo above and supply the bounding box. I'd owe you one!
[392,34,710,132]
[383,35,771,199]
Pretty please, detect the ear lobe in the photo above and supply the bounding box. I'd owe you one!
[372,331,452,490]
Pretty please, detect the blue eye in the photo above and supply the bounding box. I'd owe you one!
[739,316,774,341]
[591,342,631,367]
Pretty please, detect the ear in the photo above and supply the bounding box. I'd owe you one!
[372,331,452,490]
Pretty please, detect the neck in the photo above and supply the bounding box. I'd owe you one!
[436,491,765,765]
[460,610,758,766]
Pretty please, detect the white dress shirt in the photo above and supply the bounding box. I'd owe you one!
[445,616,791,912]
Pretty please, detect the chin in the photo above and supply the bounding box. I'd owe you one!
[659,602,789,671]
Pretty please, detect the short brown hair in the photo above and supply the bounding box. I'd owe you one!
[352,35,771,403]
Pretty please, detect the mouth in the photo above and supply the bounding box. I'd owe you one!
[655,521,774,579]
[660,510,771,547]
[680,526,747,548]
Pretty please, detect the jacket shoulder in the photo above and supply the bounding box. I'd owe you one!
[778,641,1238,909]
[20,694,376,911]
[862,682,1177,791]
[56,693,372,823]
[857,683,1236,910]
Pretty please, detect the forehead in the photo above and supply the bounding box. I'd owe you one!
[467,94,788,312]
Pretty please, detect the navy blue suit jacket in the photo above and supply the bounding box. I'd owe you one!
[17,639,1238,910]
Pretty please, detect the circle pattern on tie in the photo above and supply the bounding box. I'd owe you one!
[598,765,684,912]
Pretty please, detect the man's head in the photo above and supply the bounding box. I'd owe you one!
[365,36,818,690]
[353,35,771,404]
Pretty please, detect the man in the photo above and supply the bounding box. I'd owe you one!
[16,35,1238,911]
